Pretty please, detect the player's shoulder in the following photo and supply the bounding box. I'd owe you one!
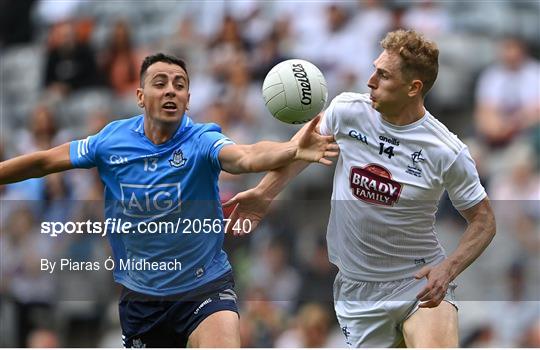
[332,92,371,106]
[186,121,225,144]
[422,114,466,156]
[190,121,223,136]
[97,114,143,139]
[327,92,373,126]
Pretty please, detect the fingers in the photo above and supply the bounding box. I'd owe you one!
[234,219,260,236]
[325,151,339,158]
[226,208,240,235]
[416,280,446,308]
[417,289,445,308]
[416,284,431,301]
[326,143,340,151]
[307,115,321,132]
[318,158,333,166]
[415,266,430,279]
[418,299,442,308]
[223,195,239,208]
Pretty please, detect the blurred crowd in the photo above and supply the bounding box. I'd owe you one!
[1,0,539,347]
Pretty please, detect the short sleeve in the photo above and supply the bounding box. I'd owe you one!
[69,134,101,168]
[198,124,235,171]
[443,147,487,211]
[319,96,338,136]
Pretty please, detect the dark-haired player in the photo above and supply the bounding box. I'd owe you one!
[0,53,338,347]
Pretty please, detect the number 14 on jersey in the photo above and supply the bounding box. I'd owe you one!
[379,143,395,159]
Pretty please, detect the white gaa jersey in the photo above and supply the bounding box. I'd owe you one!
[320,93,486,282]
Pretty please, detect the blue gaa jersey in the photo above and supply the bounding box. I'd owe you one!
[70,114,234,296]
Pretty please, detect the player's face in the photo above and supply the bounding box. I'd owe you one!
[137,62,190,125]
[367,50,412,115]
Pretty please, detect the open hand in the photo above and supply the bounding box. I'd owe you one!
[294,116,339,165]
[222,188,272,236]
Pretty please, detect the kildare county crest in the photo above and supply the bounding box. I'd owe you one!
[169,148,187,168]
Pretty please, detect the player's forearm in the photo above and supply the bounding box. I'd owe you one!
[256,160,310,199]
[0,144,73,184]
[445,201,496,280]
[242,140,299,173]
[0,152,51,184]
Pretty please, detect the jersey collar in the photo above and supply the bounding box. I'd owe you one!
[132,113,193,141]
[379,110,429,132]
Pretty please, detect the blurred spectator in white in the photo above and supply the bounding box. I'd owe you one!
[402,0,452,38]
[311,3,366,95]
[276,303,332,347]
[345,0,392,90]
[273,1,331,62]
[474,36,540,148]
[100,20,142,97]
[35,0,82,26]
[227,1,271,45]
[155,17,207,72]
[43,20,103,96]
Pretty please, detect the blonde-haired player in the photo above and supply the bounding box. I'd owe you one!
[225,29,496,347]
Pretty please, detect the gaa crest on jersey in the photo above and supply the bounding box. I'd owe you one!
[406,149,425,178]
[169,148,187,168]
[349,164,403,206]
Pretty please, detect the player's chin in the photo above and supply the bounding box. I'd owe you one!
[159,110,184,121]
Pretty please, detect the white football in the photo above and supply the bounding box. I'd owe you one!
[262,59,328,124]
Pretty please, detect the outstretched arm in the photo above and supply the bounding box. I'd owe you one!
[415,197,496,308]
[223,117,330,234]
[0,143,73,184]
[218,116,337,174]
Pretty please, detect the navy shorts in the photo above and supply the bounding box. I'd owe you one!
[119,272,238,348]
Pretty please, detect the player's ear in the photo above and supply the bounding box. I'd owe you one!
[186,92,191,110]
[408,79,423,98]
[136,87,144,108]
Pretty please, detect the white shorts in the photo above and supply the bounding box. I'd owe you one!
[333,272,458,348]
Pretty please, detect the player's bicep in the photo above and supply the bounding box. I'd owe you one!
[459,197,494,224]
[443,148,486,211]
[218,144,249,174]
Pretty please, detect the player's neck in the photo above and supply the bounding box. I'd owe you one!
[380,102,425,127]
[143,118,181,145]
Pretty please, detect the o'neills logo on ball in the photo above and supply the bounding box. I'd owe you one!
[350,164,403,206]
[292,63,312,105]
